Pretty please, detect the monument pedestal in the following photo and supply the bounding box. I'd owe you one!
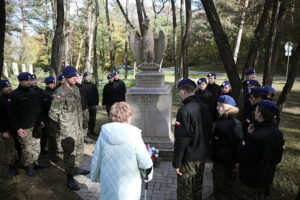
[126,72,174,153]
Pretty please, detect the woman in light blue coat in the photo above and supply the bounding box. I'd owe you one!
[91,102,153,200]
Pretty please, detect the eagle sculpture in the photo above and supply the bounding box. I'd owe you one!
[129,18,167,71]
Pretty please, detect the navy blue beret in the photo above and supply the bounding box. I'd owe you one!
[31,74,37,80]
[263,86,276,94]
[246,80,260,85]
[177,78,197,89]
[0,80,11,89]
[217,95,236,106]
[245,68,256,75]
[44,76,55,84]
[83,72,91,77]
[18,72,32,81]
[250,87,268,96]
[63,66,78,78]
[207,73,217,77]
[221,81,230,87]
[258,100,278,114]
[57,74,64,81]
[107,74,114,79]
[197,78,207,85]
[113,71,120,76]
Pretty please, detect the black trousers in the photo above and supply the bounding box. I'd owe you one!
[88,105,97,132]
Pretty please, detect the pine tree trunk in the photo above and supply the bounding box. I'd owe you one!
[263,0,281,86]
[65,0,72,66]
[201,0,242,104]
[50,0,65,77]
[182,0,191,78]
[104,0,114,72]
[84,0,94,72]
[124,0,129,80]
[76,38,84,69]
[93,0,99,87]
[0,0,5,77]
[171,0,179,86]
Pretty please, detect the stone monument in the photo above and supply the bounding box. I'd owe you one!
[127,18,174,152]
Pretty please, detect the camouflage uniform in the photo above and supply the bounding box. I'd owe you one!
[177,161,205,200]
[48,84,84,174]
[82,109,89,137]
[18,128,40,166]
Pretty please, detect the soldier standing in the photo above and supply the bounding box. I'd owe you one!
[195,78,214,119]
[82,72,99,135]
[113,71,126,102]
[49,66,89,190]
[173,78,212,200]
[206,73,221,99]
[7,72,42,177]
[220,81,232,97]
[0,80,18,177]
[102,74,118,116]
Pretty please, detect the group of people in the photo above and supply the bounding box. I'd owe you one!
[0,65,126,191]
[1,65,285,199]
[173,68,284,200]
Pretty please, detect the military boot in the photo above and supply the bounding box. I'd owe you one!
[67,174,80,190]
[74,167,90,175]
[26,164,37,177]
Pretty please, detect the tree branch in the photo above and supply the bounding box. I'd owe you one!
[115,0,135,29]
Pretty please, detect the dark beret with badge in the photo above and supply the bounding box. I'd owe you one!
[245,68,256,75]
[62,66,78,78]
[246,80,261,87]
[217,95,236,106]
[177,78,197,89]
[113,71,120,76]
[207,73,217,78]
[197,78,207,85]
[57,74,64,81]
[258,100,279,114]
[262,86,276,95]
[107,74,114,79]
[83,72,91,77]
[44,76,55,85]
[17,72,32,81]
[221,81,230,87]
[0,80,11,89]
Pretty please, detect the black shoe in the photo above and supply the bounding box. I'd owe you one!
[74,167,90,175]
[34,162,50,169]
[9,169,19,176]
[49,153,59,163]
[26,164,37,177]
[67,174,80,190]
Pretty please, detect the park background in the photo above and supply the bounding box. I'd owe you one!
[0,0,299,199]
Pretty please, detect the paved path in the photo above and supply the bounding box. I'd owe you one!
[73,155,213,200]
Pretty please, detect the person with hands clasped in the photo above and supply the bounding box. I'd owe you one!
[173,78,212,200]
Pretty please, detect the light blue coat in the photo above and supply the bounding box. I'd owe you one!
[90,122,153,200]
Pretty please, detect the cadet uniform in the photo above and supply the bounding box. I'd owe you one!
[49,66,89,191]
[8,72,41,176]
[82,72,99,135]
[113,71,126,102]
[211,95,243,200]
[0,80,18,178]
[76,81,90,137]
[102,74,118,115]
[206,73,221,99]
[237,100,284,199]
[173,79,212,200]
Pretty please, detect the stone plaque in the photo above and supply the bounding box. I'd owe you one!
[135,72,165,88]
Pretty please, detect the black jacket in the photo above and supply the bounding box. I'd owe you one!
[0,93,12,132]
[76,83,89,110]
[82,81,99,106]
[195,88,215,119]
[210,116,243,168]
[42,87,55,121]
[207,83,221,99]
[238,121,284,188]
[102,82,119,106]
[33,86,47,122]
[173,95,212,168]
[114,79,126,102]
[8,85,41,130]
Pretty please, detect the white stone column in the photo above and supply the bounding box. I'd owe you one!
[21,64,27,72]
[3,63,8,77]
[28,64,33,74]
[12,63,19,75]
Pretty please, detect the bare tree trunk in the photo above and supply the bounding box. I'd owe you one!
[65,0,72,66]
[201,0,242,103]
[242,0,274,79]
[104,0,114,72]
[84,0,94,72]
[179,0,184,79]
[115,0,134,29]
[93,0,99,87]
[171,0,179,86]
[277,37,300,111]
[181,0,191,78]
[50,0,65,77]
[0,0,5,77]
[136,0,144,35]
[124,0,129,79]
[263,0,281,86]
[233,0,249,64]
[76,38,84,69]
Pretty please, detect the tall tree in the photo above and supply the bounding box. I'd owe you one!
[115,0,134,29]
[124,0,129,79]
[64,0,72,66]
[104,0,114,72]
[242,0,274,78]
[93,0,99,87]
[181,0,191,78]
[50,0,65,76]
[0,0,5,77]
[263,0,281,86]
[233,0,249,63]
[171,0,179,85]
[277,37,300,111]
[84,0,94,72]
[201,0,242,103]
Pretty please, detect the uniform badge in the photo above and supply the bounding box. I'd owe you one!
[242,141,246,146]
[175,121,181,127]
